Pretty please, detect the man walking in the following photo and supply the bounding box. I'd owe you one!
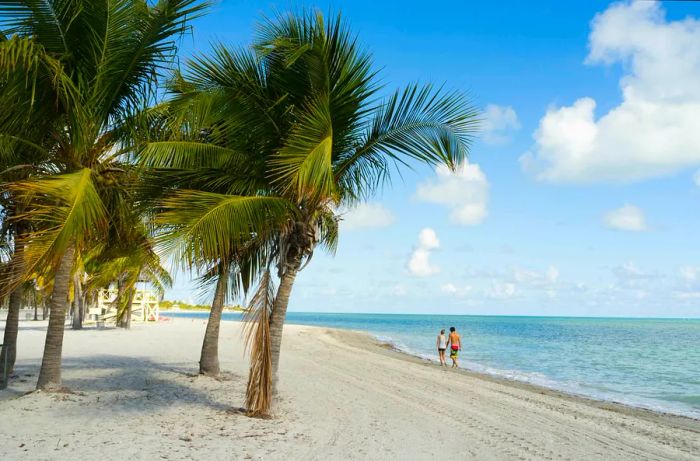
[447,326,461,368]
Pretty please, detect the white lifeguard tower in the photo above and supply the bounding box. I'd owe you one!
[94,280,160,323]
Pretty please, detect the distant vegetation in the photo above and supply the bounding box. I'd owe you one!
[161,300,246,312]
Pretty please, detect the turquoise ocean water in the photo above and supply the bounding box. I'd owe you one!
[165,312,700,419]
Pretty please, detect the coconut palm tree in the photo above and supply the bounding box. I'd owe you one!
[145,10,479,414]
[0,0,208,390]
[0,39,57,377]
[140,80,291,377]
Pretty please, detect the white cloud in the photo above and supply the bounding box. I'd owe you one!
[407,228,440,277]
[482,104,521,145]
[418,228,440,250]
[604,204,648,231]
[408,250,438,277]
[546,265,560,284]
[487,281,517,299]
[612,261,656,289]
[441,282,472,298]
[341,202,395,230]
[513,268,539,283]
[416,161,489,225]
[522,1,700,183]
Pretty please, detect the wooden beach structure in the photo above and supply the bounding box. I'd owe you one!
[91,280,160,324]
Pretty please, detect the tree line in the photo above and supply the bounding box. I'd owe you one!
[0,0,479,415]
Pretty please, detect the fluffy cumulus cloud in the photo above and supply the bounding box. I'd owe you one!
[521,1,700,183]
[341,202,395,230]
[407,228,440,277]
[416,161,489,225]
[481,104,521,145]
[604,204,648,231]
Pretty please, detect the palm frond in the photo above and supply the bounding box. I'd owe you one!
[5,168,108,295]
[335,83,480,200]
[91,0,211,122]
[140,141,244,169]
[268,95,336,201]
[155,191,294,270]
[243,269,275,417]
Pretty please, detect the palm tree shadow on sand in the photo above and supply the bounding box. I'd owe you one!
[6,355,239,414]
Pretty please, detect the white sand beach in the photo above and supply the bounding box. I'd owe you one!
[1,317,698,460]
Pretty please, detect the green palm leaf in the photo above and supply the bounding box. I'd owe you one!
[8,168,108,291]
[156,190,295,270]
[141,141,244,169]
[268,95,336,201]
[335,83,480,200]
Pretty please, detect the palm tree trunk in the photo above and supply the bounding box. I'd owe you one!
[0,286,23,377]
[269,258,301,391]
[116,278,126,328]
[199,267,228,376]
[124,288,135,329]
[71,273,82,330]
[2,219,27,377]
[36,245,75,390]
[33,290,38,321]
[79,292,86,325]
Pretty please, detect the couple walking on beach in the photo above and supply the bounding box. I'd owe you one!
[437,327,461,368]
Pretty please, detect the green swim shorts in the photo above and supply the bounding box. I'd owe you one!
[450,348,459,358]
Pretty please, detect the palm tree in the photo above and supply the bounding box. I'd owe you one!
[0,48,56,377]
[140,82,290,377]
[145,10,479,414]
[0,0,208,390]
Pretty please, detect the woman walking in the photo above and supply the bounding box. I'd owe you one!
[436,329,447,366]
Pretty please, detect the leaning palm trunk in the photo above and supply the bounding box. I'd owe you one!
[244,270,275,416]
[0,286,23,377]
[199,265,229,376]
[269,257,302,391]
[36,245,75,390]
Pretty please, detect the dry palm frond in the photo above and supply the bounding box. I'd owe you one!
[242,269,276,417]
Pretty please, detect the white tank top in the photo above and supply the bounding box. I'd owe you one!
[438,335,447,349]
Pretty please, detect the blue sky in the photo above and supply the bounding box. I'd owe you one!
[166,0,700,318]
